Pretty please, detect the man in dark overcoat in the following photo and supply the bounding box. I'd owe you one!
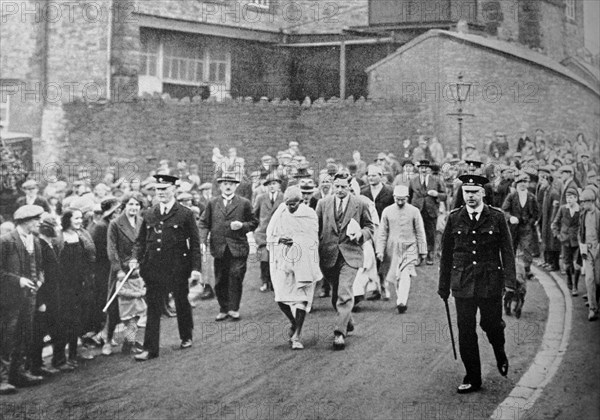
[130,175,201,361]
[0,205,45,393]
[438,175,516,394]
[199,172,258,321]
[409,160,447,265]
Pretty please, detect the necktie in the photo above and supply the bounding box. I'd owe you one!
[470,212,478,227]
[271,194,275,205]
[161,205,167,215]
[337,199,344,221]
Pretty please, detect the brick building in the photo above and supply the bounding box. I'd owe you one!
[0,0,597,165]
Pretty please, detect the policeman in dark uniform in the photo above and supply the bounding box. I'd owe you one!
[438,175,516,394]
[452,160,494,209]
[130,175,201,361]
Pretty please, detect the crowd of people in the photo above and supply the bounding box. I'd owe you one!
[0,130,598,395]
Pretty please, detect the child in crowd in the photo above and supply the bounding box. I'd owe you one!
[552,188,581,296]
[117,270,147,354]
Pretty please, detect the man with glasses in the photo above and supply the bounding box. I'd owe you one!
[316,171,374,350]
[375,185,426,313]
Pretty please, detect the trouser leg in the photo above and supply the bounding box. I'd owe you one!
[228,256,248,312]
[214,255,230,313]
[396,270,411,306]
[173,279,193,341]
[143,285,163,356]
[454,298,481,386]
[333,256,357,337]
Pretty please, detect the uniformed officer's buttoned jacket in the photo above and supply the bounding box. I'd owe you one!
[134,202,201,283]
[439,205,516,298]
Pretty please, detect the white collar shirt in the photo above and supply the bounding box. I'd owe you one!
[466,203,484,221]
[16,225,34,253]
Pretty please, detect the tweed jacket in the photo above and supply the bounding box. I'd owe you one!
[316,194,374,270]
[0,230,43,311]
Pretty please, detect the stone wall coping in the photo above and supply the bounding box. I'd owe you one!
[366,29,600,97]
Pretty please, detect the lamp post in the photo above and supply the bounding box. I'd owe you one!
[447,73,474,160]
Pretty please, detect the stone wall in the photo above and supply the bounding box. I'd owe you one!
[45,97,428,181]
[367,34,600,154]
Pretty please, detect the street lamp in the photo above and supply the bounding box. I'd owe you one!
[447,73,475,160]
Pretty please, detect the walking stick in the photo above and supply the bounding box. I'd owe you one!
[102,267,135,313]
[444,299,457,360]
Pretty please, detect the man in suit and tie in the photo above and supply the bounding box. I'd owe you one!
[130,175,202,361]
[0,205,46,393]
[409,160,447,265]
[316,171,374,350]
[253,173,284,292]
[199,172,259,321]
[361,165,394,220]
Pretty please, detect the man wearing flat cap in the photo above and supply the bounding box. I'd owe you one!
[16,180,50,213]
[558,165,579,205]
[199,172,258,322]
[502,173,539,279]
[0,205,45,393]
[439,175,516,394]
[576,151,597,188]
[409,160,447,265]
[253,173,284,292]
[130,175,202,361]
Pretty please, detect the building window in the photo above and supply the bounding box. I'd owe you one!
[249,0,270,9]
[163,41,205,84]
[565,0,575,20]
[140,34,159,77]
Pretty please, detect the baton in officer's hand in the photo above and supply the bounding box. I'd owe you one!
[444,299,457,360]
[103,267,135,313]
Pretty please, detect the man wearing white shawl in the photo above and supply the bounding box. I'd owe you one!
[376,185,427,313]
[266,187,322,349]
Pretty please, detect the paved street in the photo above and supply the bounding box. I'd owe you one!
[0,259,562,420]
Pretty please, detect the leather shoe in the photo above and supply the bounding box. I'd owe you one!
[53,362,75,372]
[396,304,407,314]
[366,291,381,301]
[496,350,509,376]
[333,333,345,350]
[215,312,229,321]
[426,257,434,265]
[134,351,158,361]
[10,371,43,387]
[347,321,354,333]
[457,382,481,394]
[31,366,59,377]
[228,310,240,320]
[199,285,215,300]
[180,339,193,349]
[0,382,17,395]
